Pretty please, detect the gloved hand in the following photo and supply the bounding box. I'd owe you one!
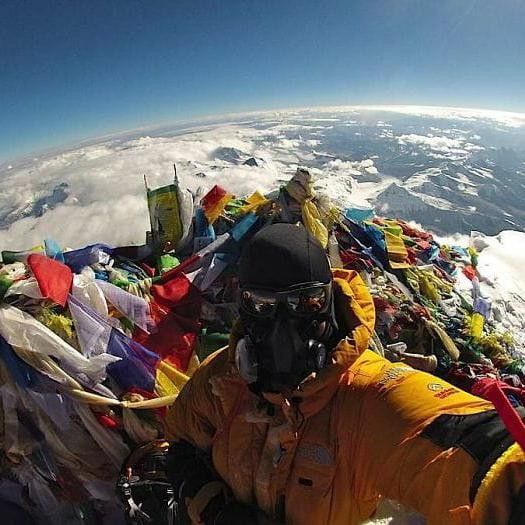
[213,501,283,525]
[167,441,283,525]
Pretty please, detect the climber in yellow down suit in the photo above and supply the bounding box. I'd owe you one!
[163,223,525,525]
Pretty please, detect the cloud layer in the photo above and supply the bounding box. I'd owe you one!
[1,105,524,251]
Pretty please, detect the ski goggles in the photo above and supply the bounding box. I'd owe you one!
[240,282,332,318]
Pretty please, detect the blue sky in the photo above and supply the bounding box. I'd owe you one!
[1,0,525,162]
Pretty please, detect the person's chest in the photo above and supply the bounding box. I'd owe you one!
[211,397,340,523]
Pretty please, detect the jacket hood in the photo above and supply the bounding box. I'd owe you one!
[227,269,376,418]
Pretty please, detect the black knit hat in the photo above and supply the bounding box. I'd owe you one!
[239,223,332,290]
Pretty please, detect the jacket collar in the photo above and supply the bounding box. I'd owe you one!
[226,269,375,419]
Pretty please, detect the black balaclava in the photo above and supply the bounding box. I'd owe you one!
[237,223,341,393]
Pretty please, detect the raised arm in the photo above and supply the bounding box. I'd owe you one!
[342,350,525,525]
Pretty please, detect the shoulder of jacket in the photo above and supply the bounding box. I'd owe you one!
[190,346,232,386]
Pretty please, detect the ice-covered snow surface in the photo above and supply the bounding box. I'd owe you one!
[1,105,525,524]
[431,229,525,349]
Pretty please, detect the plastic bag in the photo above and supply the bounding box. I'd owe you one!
[0,305,119,385]
[96,280,150,332]
[71,267,108,315]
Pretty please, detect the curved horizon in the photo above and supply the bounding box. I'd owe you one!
[3,102,525,167]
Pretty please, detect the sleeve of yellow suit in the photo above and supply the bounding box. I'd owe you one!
[342,350,525,525]
[163,349,225,449]
[163,350,235,525]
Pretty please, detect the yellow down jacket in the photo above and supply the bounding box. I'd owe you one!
[164,269,525,524]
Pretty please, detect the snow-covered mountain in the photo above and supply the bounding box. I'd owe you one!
[2,105,524,251]
[1,105,524,341]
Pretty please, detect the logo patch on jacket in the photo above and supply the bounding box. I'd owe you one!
[377,366,414,387]
[296,443,332,466]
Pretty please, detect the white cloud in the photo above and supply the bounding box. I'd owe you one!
[396,133,483,158]
[0,119,386,250]
[230,104,525,128]
[268,105,525,127]
[0,122,328,250]
[0,125,278,250]
[326,157,379,176]
[337,105,525,128]
[397,134,465,151]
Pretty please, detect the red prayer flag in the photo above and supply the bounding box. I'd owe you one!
[200,185,232,224]
[462,265,477,281]
[201,185,228,211]
[472,378,525,452]
[133,273,201,372]
[27,253,73,307]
